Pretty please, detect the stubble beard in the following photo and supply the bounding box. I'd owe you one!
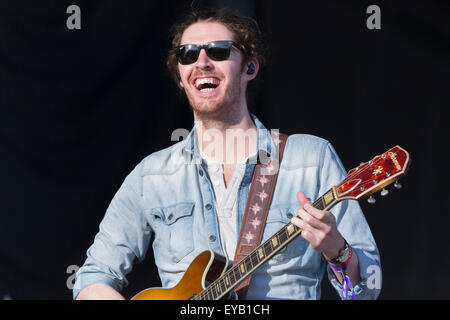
[187,77,242,124]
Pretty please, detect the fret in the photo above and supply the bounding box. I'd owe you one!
[263,239,273,255]
[248,253,255,267]
[229,267,236,285]
[250,251,259,267]
[244,256,253,271]
[220,278,226,294]
[216,282,221,295]
[312,196,324,210]
[210,283,218,300]
[231,265,241,284]
[278,227,288,243]
[205,288,212,300]
[234,265,241,280]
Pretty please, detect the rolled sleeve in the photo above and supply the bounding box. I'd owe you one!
[319,142,382,300]
[73,162,152,299]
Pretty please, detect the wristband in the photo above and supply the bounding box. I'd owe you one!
[329,244,356,300]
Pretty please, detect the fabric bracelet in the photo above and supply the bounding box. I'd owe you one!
[329,245,356,300]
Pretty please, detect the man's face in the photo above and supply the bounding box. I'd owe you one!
[177,21,247,117]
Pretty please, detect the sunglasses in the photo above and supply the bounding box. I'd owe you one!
[173,40,245,65]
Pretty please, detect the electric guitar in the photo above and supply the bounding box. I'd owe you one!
[131,145,410,300]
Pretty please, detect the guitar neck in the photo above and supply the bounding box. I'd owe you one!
[195,187,340,300]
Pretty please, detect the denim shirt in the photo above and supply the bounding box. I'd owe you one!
[73,114,381,300]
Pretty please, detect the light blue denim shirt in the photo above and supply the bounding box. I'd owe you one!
[73,114,381,300]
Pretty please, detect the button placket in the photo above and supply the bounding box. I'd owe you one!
[197,162,223,254]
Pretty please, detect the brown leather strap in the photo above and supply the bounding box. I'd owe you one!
[233,132,288,298]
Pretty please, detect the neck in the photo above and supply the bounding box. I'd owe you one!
[194,104,257,164]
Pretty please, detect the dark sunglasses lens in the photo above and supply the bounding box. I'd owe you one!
[176,42,234,64]
[177,45,200,65]
[207,43,231,61]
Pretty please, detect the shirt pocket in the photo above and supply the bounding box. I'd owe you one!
[149,202,195,264]
[263,204,307,263]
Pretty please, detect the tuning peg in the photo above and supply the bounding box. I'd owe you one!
[394,181,402,189]
[380,188,389,196]
[367,196,376,204]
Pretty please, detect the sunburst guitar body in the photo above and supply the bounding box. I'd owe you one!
[132,250,236,300]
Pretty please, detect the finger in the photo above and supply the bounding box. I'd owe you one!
[291,216,322,242]
[292,218,319,248]
[291,216,310,232]
[296,191,310,208]
[300,228,315,245]
[297,207,328,230]
[297,191,326,220]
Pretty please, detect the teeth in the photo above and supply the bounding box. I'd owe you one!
[194,77,219,89]
[200,87,215,92]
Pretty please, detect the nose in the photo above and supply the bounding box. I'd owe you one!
[195,48,213,70]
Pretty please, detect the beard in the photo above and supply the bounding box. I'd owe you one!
[186,75,242,122]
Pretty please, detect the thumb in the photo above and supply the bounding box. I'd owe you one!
[296,191,311,209]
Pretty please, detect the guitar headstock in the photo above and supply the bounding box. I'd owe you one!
[336,146,410,202]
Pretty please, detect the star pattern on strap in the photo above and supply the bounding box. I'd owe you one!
[250,203,261,215]
[256,190,268,202]
[243,231,255,244]
[257,175,269,188]
[250,218,261,230]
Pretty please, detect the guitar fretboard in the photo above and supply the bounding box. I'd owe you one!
[195,189,335,300]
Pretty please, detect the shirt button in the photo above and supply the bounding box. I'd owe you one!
[205,203,212,210]
[209,235,216,242]
[168,213,174,220]
[286,212,294,219]
[199,169,204,177]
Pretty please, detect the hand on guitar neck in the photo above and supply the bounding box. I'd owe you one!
[291,191,361,286]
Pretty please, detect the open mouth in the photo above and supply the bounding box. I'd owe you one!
[193,77,221,94]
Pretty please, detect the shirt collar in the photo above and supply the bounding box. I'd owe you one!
[181,113,280,164]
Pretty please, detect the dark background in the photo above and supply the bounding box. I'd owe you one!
[0,0,448,300]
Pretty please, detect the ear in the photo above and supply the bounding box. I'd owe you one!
[243,59,259,81]
[176,72,185,89]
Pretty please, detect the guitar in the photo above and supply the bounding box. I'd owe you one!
[131,145,410,300]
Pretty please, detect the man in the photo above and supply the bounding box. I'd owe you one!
[74,9,381,300]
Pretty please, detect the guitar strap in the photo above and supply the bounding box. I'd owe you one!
[232,132,288,298]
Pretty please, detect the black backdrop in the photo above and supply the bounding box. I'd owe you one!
[0,0,448,300]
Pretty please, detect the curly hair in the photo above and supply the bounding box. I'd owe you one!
[166,8,267,85]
